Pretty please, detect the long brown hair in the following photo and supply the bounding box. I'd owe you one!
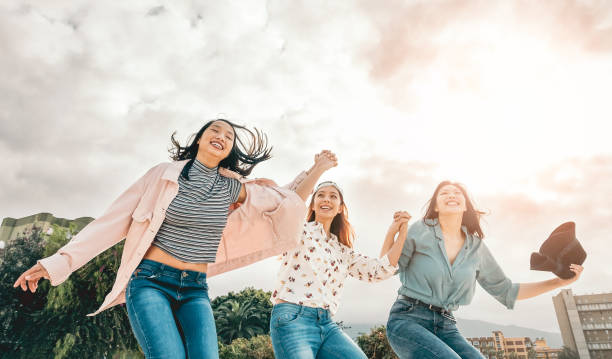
[423,181,485,238]
[306,187,355,248]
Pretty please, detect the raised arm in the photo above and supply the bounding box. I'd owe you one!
[477,241,584,309]
[379,211,411,266]
[293,150,338,201]
[516,264,584,300]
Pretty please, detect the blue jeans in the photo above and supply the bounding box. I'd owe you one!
[386,298,484,359]
[270,303,367,359]
[126,259,218,359]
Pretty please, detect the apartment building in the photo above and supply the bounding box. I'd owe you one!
[553,289,612,359]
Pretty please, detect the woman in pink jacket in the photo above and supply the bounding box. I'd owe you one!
[14,119,337,359]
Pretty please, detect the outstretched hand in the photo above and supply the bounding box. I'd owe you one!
[313,150,338,172]
[13,263,50,293]
[557,264,584,286]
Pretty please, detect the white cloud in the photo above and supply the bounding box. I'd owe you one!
[2,0,611,333]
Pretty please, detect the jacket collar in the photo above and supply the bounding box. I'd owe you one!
[161,160,190,183]
[160,159,243,183]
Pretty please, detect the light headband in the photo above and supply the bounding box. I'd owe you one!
[314,181,344,197]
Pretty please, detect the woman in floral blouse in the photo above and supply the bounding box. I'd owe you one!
[270,180,412,359]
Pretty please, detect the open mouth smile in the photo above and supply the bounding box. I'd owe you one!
[210,140,224,150]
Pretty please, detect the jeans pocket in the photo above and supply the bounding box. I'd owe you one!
[391,299,415,315]
[272,307,301,328]
[131,267,159,280]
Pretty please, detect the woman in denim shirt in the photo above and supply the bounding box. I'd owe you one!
[386,181,584,359]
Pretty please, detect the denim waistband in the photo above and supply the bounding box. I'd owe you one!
[274,302,332,321]
[137,259,207,282]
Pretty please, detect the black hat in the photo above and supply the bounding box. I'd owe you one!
[530,222,586,279]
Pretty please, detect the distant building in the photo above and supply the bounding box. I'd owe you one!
[0,213,93,253]
[553,289,612,359]
[467,331,537,358]
[533,338,562,359]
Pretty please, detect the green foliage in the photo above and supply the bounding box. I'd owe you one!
[0,224,140,359]
[356,325,398,359]
[0,228,47,356]
[219,335,274,359]
[214,298,268,344]
[212,287,273,344]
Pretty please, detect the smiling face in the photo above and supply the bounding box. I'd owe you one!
[197,120,235,164]
[312,186,343,223]
[435,184,467,215]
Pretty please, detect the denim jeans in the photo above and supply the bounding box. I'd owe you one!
[270,303,367,359]
[126,259,218,359]
[386,298,484,359]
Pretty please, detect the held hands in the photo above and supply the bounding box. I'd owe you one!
[389,211,411,234]
[556,264,584,287]
[312,150,338,173]
[13,263,50,293]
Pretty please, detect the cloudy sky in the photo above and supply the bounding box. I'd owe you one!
[2,0,611,333]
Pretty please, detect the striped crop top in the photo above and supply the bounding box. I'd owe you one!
[152,159,242,263]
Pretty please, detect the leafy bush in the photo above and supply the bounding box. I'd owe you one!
[356,325,398,359]
[219,335,274,359]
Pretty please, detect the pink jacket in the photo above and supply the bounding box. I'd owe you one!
[38,160,307,316]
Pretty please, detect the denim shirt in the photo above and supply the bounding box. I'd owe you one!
[397,219,519,311]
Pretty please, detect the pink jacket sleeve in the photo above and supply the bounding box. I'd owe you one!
[38,166,155,285]
[218,167,307,190]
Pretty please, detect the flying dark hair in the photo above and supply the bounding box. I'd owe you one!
[169,119,272,180]
[306,186,355,248]
[423,181,486,238]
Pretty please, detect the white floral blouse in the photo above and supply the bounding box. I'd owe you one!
[271,221,398,315]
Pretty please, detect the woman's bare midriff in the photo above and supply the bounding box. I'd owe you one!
[143,245,209,273]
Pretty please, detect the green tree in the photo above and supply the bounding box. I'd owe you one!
[0,223,141,359]
[558,346,579,359]
[356,325,398,359]
[214,298,268,344]
[0,228,46,356]
[219,335,274,359]
[212,287,273,344]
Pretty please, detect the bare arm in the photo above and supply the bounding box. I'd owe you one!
[380,211,411,266]
[294,150,337,201]
[516,264,584,300]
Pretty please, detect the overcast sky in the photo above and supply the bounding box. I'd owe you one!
[2,0,611,333]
